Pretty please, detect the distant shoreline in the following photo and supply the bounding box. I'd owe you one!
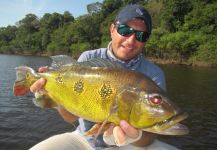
[148,58,217,68]
[1,52,217,68]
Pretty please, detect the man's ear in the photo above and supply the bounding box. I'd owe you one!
[110,23,115,34]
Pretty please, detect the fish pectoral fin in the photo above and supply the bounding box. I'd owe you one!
[84,122,112,137]
[115,86,140,121]
[33,91,57,108]
[117,86,140,105]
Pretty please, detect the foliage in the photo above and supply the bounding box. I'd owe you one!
[181,2,217,34]
[146,30,207,59]
[46,26,72,55]
[87,2,103,14]
[0,0,216,64]
[193,35,217,63]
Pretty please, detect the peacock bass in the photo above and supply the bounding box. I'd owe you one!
[13,55,188,136]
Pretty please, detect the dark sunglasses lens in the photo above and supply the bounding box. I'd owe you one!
[117,24,149,42]
[117,25,133,36]
[136,32,149,42]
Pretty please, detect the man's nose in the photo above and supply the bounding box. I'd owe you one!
[126,33,137,43]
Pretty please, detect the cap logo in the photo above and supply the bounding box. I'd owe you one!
[136,8,143,16]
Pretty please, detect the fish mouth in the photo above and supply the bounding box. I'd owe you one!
[143,112,189,135]
[158,112,188,128]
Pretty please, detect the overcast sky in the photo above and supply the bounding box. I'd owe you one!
[0,0,103,27]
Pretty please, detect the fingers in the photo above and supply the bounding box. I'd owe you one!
[30,66,48,93]
[113,126,126,145]
[30,78,46,93]
[104,124,115,136]
[119,120,140,139]
[38,66,48,73]
[103,120,142,146]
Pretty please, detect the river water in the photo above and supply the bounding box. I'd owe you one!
[0,54,217,150]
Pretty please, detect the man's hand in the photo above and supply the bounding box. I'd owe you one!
[103,120,142,146]
[30,66,48,93]
[30,78,47,93]
[103,120,156,147]
[30,67,78,124]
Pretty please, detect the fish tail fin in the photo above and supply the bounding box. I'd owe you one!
[13,66,39,96]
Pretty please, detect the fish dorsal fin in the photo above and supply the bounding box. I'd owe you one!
[79,58,124,69]
[50,55,124,70]
[50,55,77,70]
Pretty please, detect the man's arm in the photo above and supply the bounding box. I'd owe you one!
[30,67,156,147]
[103,120,156,147]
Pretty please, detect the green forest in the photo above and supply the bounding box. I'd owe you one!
[0,0,216,66]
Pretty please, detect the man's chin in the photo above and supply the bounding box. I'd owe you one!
[118,55,133,61]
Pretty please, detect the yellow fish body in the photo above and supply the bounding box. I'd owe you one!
[13,56,188,135]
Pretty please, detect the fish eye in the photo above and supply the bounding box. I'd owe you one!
[149,95,162,105]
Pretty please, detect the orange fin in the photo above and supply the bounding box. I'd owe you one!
[13,66,38,96]
[84,122,111,136]
[13,83,30,96]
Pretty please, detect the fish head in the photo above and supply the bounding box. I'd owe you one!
[129,91,189,135]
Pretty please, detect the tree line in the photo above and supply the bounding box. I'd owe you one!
[0,0,216,64]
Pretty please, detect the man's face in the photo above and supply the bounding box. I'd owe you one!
[110,18,147,61]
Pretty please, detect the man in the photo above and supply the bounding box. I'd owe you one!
[30,4,179,150]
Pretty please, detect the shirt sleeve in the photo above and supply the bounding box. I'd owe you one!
[77,51,90,62]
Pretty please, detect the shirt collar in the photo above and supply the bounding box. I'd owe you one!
[106,42,142,68]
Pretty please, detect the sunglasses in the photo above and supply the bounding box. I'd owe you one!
[115,24,150,42]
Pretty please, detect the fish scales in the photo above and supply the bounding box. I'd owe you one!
[13,57,189,135]
[41,66,152,123]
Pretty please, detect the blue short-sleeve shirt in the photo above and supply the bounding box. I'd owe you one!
[76,42,166,148]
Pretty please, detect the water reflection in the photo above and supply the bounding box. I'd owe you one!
[0,55,217,150]
[160,64,217,150]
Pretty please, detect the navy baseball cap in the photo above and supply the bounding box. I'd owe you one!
[115,4,152,34]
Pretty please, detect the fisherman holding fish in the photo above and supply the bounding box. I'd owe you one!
[20,4,187,150]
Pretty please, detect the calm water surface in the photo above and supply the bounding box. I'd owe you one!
[0,54,217,150]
